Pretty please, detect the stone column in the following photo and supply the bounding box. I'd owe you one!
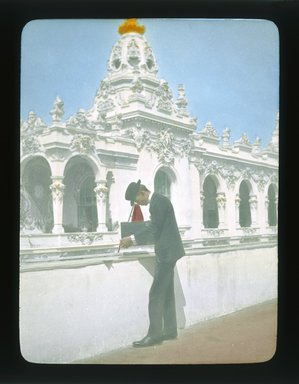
[235,194,241,228]
[265,196,269,227]
[200,190,205,227]
[50,177,65,234]
[216,192,226,228]
[249,194,258,227]
[94,181,109,232]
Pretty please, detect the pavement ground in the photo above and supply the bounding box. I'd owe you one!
[73,299,277,365]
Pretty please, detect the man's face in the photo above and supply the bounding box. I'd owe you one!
[135,191,149,206]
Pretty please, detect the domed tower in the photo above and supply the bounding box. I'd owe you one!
[88,19,197,133]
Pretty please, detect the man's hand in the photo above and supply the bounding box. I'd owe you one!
[119,236,134,249]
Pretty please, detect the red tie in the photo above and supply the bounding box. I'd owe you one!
[131,204,144,222]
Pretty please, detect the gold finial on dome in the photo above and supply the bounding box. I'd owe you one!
[118,18,145,35]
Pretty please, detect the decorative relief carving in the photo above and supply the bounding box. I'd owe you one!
[130,123,149,151]
[200,191,205,207]
[66,109,95,130]
[109,44,122,71]
[50,180,65,202]
[131,77,144,94]
[235,194,241,207]
[235,133,251,146]
[241,227,257,235]
[68,232,103,245]
[21,136,41,155]
[21,111,47,133]
[127,39,141,67]
[202,122,218,138]
[216,193,226,208]
[194,157,276,192]
[222,127,231,149]
[156,80,173,114]
[144,45,157,72]
[94,79,116,113]
[94,184,109,202]
[70,134,95,154]
[205,229,226,237]
[175,84,188,116]
[249,195,258,209]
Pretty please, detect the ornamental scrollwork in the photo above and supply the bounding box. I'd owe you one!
[156,80,173,114]
[94,184,109,201]
[202,122,218,138]
[66,109,95,130]
[21,136,41,156]
[148,128,175,165]
[129,123,149,151]
[216,193,226,208]
[67,232,103,245]
[127,39,141,67]
[131,77,144,94]
[249,195,258,209]
[70,134,95,154]
[21,111,47,133]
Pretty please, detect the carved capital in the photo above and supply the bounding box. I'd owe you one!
[249,195,258,209]
[235,194,241,207]
[216,193,226,208]
[50,180,65,202]
[94,183,109,201]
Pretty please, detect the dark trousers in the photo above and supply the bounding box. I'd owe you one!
[147,260,177,339]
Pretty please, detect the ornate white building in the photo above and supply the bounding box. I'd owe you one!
[20,18,278,254]
[19,19,278,363]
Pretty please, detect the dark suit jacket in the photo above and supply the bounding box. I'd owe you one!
[134,193,185,263]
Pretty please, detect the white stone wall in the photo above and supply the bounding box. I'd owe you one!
[20,245,277,363]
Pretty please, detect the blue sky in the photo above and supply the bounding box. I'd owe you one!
[21,18,279,146]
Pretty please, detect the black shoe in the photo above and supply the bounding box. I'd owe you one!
[132,336,162,348]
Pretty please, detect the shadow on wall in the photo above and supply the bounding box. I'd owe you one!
[138,258,186,329]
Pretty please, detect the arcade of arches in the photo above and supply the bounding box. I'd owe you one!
[21,158,278,235]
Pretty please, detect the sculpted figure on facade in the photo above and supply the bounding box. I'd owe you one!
[202,121,219,138]
[50,96,64,122]
[21,111,47,133]
[156,80,173,113]
[222,127,231,149]
[66,109,95,130]
[175,84,188,116]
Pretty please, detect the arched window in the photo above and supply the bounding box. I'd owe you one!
[268,184,277,226]
[154,169,171,200]
[239,181,251,227]
[78,176,98,232]
[203,176,219,228]
[21,157,53,233]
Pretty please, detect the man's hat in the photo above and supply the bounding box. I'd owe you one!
[125,179,141,206]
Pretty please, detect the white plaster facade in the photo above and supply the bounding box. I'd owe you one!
[20,19,278,247]
[19,19,278,363]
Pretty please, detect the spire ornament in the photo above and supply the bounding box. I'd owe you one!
[118,18,145,35]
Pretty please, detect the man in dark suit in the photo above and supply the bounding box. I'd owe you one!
[120,180,185,347]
